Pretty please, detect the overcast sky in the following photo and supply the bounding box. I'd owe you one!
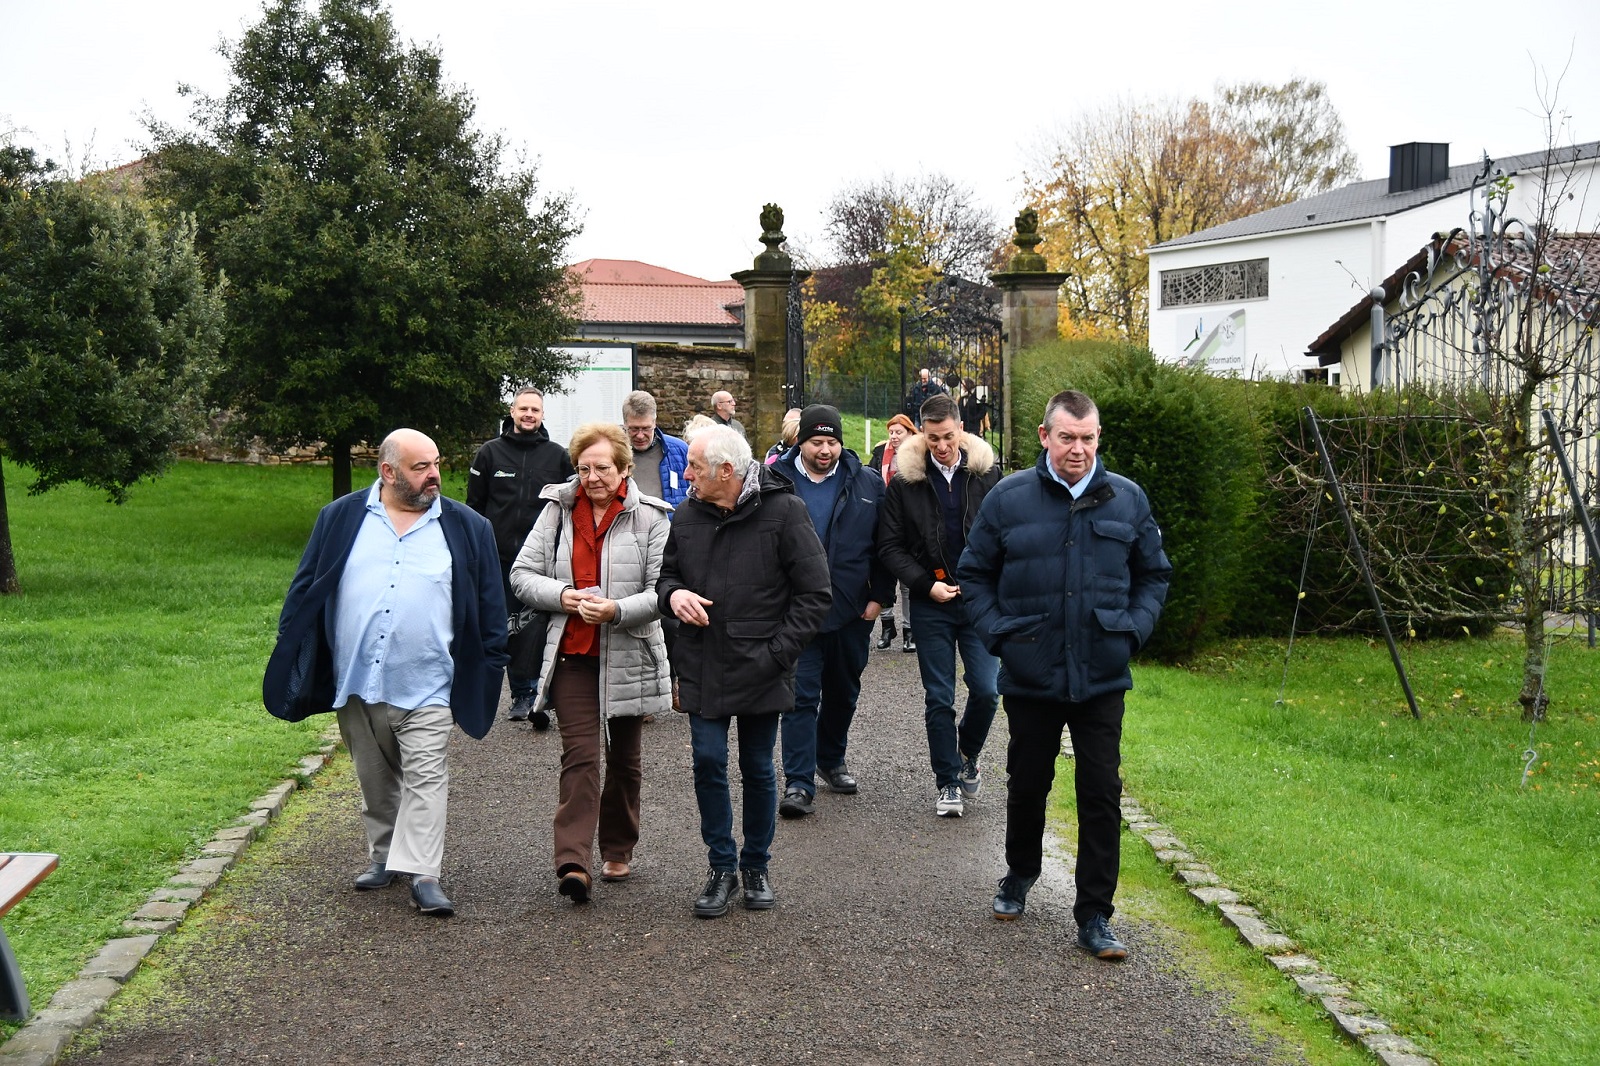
[4,0,1597,281]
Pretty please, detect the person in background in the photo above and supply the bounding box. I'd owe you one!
[878,393,1000,819]
[902,368,947,427]
[659,425,830,918]
[510,423,673,904]
[960,389,1170,960]
[621,390,689,510]
[960,378,990,438]
[709,390,746,439]
[770,405,893,816]
[683,413,717,441]
[467,387,574,727]
[764,407,802,464]
[264,430,506,918]
[868,413,919,652]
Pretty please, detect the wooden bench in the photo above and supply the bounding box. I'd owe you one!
[1,853,59,1022]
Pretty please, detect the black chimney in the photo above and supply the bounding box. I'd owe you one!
[1388,143,1450,193]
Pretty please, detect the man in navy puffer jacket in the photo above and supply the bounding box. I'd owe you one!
[959,389,1170,961]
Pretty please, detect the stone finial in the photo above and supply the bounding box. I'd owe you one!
[753,203,791,271]
[1008,207,1049,272]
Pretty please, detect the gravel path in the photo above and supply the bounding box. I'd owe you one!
[63,650,1296,1065]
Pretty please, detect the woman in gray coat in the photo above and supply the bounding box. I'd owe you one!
[510,423,673,903]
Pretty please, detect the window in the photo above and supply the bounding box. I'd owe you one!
[1159,259,1269,308]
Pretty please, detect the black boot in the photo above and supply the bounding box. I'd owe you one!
[876,618,897,650]
[902,626,917,653]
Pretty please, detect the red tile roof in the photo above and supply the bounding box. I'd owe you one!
[570,259,744,326]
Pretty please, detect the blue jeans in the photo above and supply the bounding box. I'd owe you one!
[689,713,781,872]
[912,597,999,789]
[781,617,873,795]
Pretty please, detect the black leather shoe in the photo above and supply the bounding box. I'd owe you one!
[409,877,454,917]
[902,628,917,653]
[694,870,739,918]
[354,862,393,890]
[819,765,858,794]
[1078,913,1129,959]
[740,868,775,910]
[992,872,1037,920]
[875,622,897,650]
[778,785,815,818]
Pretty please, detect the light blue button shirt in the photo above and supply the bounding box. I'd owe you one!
[1046,457,1099,499]
[331,480,455,712]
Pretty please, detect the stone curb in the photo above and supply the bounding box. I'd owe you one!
[1119,795,1436,1066]
[0,729,341,1065]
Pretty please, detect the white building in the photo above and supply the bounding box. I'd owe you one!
[1145,141,1600,380]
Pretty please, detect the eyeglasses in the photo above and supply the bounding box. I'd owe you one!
[577,464,618,478]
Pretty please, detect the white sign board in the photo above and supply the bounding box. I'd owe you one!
[1175,309,1247,373]
[537,344,636,446]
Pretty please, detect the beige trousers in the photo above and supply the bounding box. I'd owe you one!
[336,698,454,878]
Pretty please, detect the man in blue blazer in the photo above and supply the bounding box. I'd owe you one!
[264,429,508,917]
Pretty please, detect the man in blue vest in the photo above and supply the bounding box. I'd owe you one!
[621,390,689,510]
[960,389,1170,960]
[264,429,508,918]
[771,405,895,816]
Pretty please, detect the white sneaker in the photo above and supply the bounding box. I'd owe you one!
[936,783,965,817]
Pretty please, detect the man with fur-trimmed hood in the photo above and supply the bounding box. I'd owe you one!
[878,393,1001,819]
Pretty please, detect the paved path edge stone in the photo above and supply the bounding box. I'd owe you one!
[0,728,341,1065]
[1119,793,1436,1066]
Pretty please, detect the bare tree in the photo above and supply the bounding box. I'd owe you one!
[1360,94,1598,719]
[1216,78,1361,205]
[1025,80,1362,341]
[823,172,1005,283]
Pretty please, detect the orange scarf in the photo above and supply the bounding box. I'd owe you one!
[559,485,627,656]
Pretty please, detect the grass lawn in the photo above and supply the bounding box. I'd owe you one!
[1101,635,1600,1065]
[0,458,373,1035]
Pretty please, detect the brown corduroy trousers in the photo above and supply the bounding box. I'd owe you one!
[550,655,644,876]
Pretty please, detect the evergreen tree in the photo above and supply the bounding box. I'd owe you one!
[0,146,224,593]
[150,0,581,497]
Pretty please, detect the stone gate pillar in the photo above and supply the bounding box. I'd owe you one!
[989,209,1070,463]
[732,204,809,453]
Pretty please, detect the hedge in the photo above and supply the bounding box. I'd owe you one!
[1008,341,1508,660]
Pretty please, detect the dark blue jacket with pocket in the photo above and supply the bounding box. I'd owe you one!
[771,447,896,633]
[262,490,509,739]
[958,453,1171,702]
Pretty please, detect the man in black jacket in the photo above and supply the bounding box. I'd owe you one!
[960,389,1170,959]
[770,405,895,817]
[660,425,830,918]
[879,394,1001,819]
[467,387,574,725]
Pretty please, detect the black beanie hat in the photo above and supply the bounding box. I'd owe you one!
[798,404,843,443]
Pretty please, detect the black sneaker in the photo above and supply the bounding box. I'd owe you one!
[508,695,534,721]
[958,753,982,797]
[992,872,1036,920]
[778,786,815,818]
[740,868,775,910]
[694,869,739,918]
[1077,914,1129,960]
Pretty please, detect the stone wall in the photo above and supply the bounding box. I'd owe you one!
[634,343,754,437]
